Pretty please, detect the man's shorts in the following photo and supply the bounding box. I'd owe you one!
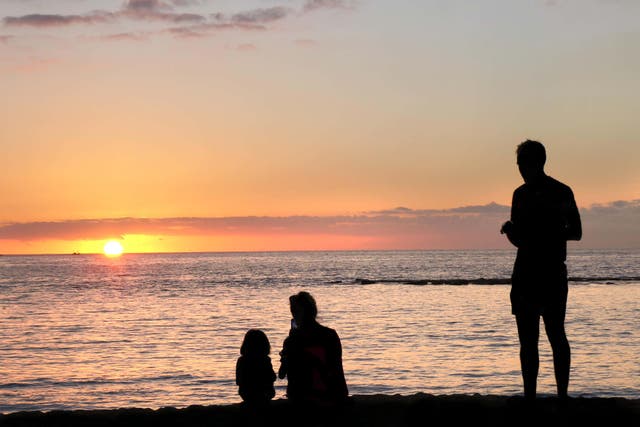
[510,262,568,316]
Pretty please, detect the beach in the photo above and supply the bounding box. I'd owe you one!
[1,394,638,426]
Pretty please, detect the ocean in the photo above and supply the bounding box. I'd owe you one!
[1,249,638,413]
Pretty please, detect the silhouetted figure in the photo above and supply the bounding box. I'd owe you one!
[278,291,348,406]
[501,140,582,400]
[236,329,276,405]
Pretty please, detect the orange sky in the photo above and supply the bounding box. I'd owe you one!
[1,1,639,254]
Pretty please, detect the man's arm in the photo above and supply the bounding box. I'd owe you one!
[501,191,522,247]
[565,191,582,241]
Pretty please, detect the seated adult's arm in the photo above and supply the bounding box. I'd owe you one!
[278,338,290,379]
[331,331,349,398]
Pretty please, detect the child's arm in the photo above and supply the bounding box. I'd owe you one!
[268,358,277,382]
[235,358,244,386]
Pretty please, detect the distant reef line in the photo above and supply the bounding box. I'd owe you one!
[351,277,640,285]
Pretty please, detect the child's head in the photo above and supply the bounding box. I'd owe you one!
[240,329,271,356]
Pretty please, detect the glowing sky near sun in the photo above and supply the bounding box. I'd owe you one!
[1,1,639,253]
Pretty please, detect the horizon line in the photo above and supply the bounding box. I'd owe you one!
[1,246,637,257]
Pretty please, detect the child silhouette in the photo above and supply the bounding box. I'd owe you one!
[236,329,276,404]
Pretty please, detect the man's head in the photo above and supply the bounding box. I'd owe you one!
[516,139,546,183]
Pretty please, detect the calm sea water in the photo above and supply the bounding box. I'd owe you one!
[0,249,638,413]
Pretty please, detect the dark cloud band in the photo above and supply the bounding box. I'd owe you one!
[2,0,349,37]
[1,200,637,248]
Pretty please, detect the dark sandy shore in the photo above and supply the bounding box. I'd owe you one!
[1,394,638,426]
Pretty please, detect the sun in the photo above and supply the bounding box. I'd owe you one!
[103,240,124,257]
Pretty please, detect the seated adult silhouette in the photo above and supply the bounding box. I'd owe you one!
[278,291,348,405]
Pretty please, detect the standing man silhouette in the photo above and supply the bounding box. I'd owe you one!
[501,140,582,400]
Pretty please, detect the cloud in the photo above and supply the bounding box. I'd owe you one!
[120,0,207,23]
[0,202,537,250]
[449,202,511,214]
[579,199,640,248]
[171,0,205,5]
[367,202,510,216]
[123,0,210,12]
[124,0,171,12]
[99,32,149,42]
[231,7,292,24]
[2,200,637,250]
[164,25,209,38]
[3,12,116,27]
[164,20,267,38]
[0,216,368,241]
[303,0,355,13]
[581,199,640,214]
[159,6,293,37]
[3,1,355,40]
[2,2,210,29]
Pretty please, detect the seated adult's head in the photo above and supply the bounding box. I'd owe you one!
[289,291,318,329]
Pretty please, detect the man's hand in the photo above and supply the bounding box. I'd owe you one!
[500,220,513,235]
